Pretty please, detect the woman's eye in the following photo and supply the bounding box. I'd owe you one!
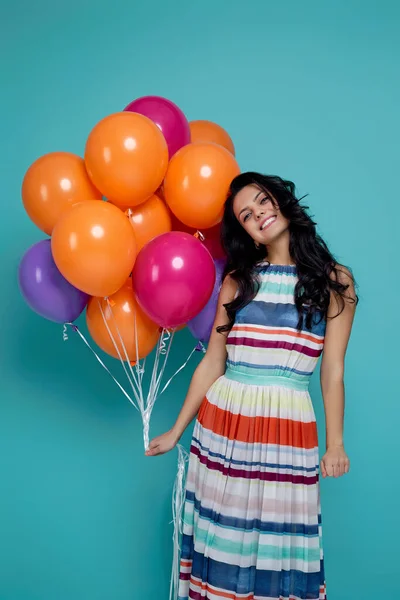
[243,213,251,222]
[260,196,270,205]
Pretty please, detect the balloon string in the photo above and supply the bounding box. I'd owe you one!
[132,305,146,395]
[66,324,139,412]
[144,329,176,449]
[148,329,167,405]
[195,341,207,354]
[102,298,142,391]
[159,344,198,397]
[146,334,162,419]
[145,330,172,435]
[66,307,194,452]
[159,328,171,355]
[194,230,205,242]
[63,324,69,341]
[97,295,162,450]
[97,299,142,407]
[154,329,174,396]
[169,444,189,600]
[98,299,152,450]
[97,302,180,450]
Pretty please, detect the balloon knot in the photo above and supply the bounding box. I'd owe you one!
[195,341,206,353]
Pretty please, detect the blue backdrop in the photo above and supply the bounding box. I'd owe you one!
[1,1,399,598]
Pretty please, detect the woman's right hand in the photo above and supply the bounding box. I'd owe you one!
[145,429,180,457]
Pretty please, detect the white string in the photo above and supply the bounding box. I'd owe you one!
[66,324,139,411]
[68,302,195,452]
[194,230,205,242]
[159,344,198,396]
[159,328,171,355]
[153,330,175,400]
[143,329,175,449]
[169,444,189,600]
[97,304,184,451]
[97,299,142,407]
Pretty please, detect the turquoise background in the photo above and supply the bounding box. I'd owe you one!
[1,1,399,598]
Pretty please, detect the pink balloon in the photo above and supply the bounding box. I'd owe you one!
[124,96,190,158]
[133,232,216,328]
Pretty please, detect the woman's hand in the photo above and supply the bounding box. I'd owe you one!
[145,429,180,457]
[320,444,350,478]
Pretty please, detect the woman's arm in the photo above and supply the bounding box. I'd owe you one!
[319,266,357,477]
[145,275,237,457]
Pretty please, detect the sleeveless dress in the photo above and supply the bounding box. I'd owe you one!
[178,263,327,600]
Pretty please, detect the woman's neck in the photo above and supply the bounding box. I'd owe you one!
[265,232,293,265]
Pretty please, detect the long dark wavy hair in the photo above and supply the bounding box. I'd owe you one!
[217,172,357,333]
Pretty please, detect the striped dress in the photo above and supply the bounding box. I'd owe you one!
[178,263,327,600]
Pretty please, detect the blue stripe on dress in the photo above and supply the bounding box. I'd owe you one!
[181,549,325,598]
[191,437,319,473]
[236,301,326,336]
[225,359,314,377]
[184,492,320,536]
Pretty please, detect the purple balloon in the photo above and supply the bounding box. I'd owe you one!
[18,239,89,323]
[187,258,226,343]
[124,95,190,158]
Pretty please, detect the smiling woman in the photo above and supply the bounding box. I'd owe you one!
[147,172,357,600]
[235,185,289,245]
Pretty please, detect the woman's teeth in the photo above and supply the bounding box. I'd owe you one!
[261,216,276,230]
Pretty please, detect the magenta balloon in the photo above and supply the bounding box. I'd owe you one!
[133,232,216,328]
[124,95,190,158]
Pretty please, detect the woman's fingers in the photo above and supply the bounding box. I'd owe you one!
[321,451,350,478]
[145,438,161,456]
[145,430,177,457]
[325,461,334,477]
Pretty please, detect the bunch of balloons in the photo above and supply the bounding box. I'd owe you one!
[19,95,240,363]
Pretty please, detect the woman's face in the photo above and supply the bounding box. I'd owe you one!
[232,184,289,246]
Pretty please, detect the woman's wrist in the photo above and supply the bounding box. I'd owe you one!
[171,424,183,442]
[326,438,344,449]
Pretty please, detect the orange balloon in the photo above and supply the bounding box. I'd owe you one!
[51,201,136,297]
[164,143,240,229]
[157,186,196,234]
[126,194,172,253]
[87,280,159,361]
[84,112,168,208]
[190,120,235,155]
[22,152,102,235]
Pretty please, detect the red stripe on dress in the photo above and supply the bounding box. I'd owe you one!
[180,559,192,567]
[198,399,318,449]
[189,576,254,599]
[227,336,322,358]
[231,324,324,344]
[190,443,318,485]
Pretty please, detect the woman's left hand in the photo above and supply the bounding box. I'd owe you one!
[320,445,350,478]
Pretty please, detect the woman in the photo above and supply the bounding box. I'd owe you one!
[146,172,357,600]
